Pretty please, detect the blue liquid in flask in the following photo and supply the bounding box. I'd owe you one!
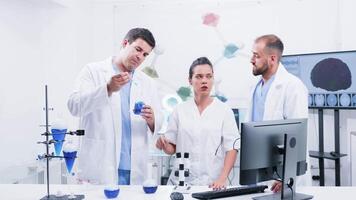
[63,151,77,173]
[51,129,67,156]
[133,101,145,115]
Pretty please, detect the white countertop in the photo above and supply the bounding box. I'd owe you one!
[1,184,356,200]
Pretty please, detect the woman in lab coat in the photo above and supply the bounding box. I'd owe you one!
[156,57,239,189]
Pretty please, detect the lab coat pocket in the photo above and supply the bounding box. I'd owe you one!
[78,138,105,181]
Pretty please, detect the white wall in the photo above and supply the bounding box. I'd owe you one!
[1,0,356,185]
[0,0,47,174]
[0,0,81,180]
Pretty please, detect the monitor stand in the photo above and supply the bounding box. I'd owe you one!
[253,133,313,200]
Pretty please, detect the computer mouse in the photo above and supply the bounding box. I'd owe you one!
[170,192,184,200]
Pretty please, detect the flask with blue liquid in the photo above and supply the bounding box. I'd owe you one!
[133,101,145,115]
[51,116,67,156]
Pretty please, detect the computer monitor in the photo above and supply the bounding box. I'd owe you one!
[239,118,313,200]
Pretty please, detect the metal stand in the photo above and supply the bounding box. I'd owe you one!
[309,108,347,186]
[253,134,313,200]
[38,85,85,200]
[40,195,85,200]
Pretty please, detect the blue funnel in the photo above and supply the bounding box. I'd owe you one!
[63,151,77,174]
[51,128,67,156]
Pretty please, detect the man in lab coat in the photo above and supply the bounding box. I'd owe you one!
[247,34,310,192]
[67,28,162,185]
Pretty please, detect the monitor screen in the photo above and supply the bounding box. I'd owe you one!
[281,50,356,109]
[239,118,308,185]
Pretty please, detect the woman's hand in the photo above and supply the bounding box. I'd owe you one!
[271,181,282,193]
[209,177,226,190]
[156,136,168,150]
[155,136,176,155]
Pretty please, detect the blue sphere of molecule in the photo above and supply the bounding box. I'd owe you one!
[223,43,239,59]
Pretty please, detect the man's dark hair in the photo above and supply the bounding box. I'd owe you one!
[255,34,284,56]
[189,57,214,79]
[124,28,156,48]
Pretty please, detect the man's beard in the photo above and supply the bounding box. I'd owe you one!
[252,62,269,76]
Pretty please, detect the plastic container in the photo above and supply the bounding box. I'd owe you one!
[104,186,120,199]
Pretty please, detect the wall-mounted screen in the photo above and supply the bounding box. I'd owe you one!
[281,50,356,109]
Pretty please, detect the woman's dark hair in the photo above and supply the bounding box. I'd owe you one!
[189,57,214,79]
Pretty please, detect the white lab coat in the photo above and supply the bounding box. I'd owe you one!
[246,63,311,186]
[246,63,308,121]
[165,98,239,185]
[67,57,162,185]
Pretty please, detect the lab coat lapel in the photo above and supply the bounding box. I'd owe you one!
[263,63,285,120]
[102,57,122,169]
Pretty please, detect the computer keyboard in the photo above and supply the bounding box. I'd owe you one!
[191,185,268,199]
